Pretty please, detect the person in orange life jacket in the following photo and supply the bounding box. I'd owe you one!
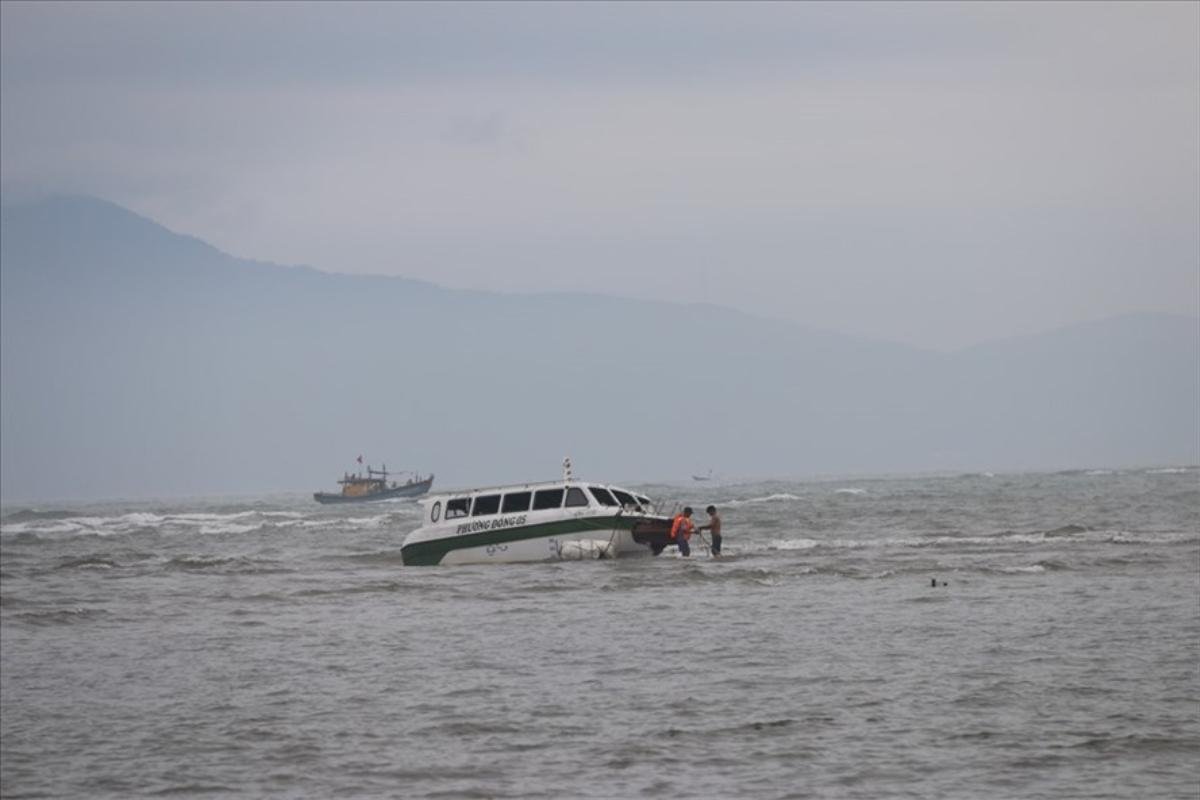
[670,507,696,557]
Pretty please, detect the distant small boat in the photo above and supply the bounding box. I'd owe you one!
[692,469,713,482]
[314,465,434,504]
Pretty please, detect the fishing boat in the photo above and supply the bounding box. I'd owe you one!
[400,460,678,565]
[313,465,434,504]
[692,468,713,482]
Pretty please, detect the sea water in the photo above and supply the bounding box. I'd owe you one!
[2,468,1198,798]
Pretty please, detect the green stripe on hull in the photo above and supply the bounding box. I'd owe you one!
[401,515,642,566]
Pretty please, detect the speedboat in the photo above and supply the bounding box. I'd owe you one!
[400,460,676,565]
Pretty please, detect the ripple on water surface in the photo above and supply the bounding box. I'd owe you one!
[1,472,1198,798]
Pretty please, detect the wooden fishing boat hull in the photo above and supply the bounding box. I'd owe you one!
[313,476,434,504]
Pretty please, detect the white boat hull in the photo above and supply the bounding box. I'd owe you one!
[438,527,643,565]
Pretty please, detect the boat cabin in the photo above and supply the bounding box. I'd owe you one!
[422,481,654,526]
[338,466,395,497]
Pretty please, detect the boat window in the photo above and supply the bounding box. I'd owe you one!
[446,498,471,519]
[611,489,638,509]
[502,491,531,513]
[564,487,589,507]
[472,494,501,516]
[430,501,442,522]
[532,488,564,510]
[589,486,618,507]
[637,495,651,506]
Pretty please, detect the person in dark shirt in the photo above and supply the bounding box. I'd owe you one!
[697,505,722,556]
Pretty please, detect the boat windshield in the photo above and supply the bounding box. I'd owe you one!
[564,487,589,507]
[588,486,618,507]
[611,489,639,509]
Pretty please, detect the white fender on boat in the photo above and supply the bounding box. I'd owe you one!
[556,539,615,560]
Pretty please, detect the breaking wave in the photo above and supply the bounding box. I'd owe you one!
[756,529,1196,553]
[163,555,293,574]
[722,493,800,507]
[0,508,413,539]
[2,509,88,523]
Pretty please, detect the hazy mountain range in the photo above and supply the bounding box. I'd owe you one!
[2,195,1196,502]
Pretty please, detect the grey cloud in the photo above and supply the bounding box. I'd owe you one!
[1,2,1196,349]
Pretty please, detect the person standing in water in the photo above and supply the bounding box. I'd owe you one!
[697,505,722,556]
[670,507,695,557]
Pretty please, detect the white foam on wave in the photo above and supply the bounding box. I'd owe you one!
[1,514,117,536]
[723,493,800,507]
[197,523,261,535]
[120,512,165,527]
[172,512,256,523]
[0,520,86,536]
[1107,531,1198,545]
[736,528,1199,557]
[998,565,1046,574]
[1145,467,1192,474]
[769,538,821,551]
[0,508,339,539]
[834,488,867,496]
[759,528,1197,552]
[338,515,396,529]
[1,511,411,539]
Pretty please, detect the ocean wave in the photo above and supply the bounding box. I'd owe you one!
[1107,531,1198,545]
[164,555,292,574]
[834,488,867,496]
[0,520,91,536]
[0,507,408,540]
[291,580,412,598]
[11,607,109,626]
[760,534,1037,551]
[341,551,410,565]
[337,514,399,529]
[1,508,87,523]
[1069,733,1200,754]
[196,522,261,535]
[994,560,1072,574]
[56,556,120,570]
[758,529,1197,553]
[722,493,800,507]
[770,538,820,551]
[1044,524,1090,537]
[1145,467,1194,474]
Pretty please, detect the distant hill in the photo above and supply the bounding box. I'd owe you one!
[2,195,1197,501]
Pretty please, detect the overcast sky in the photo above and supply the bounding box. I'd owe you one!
[2,1,1197,350]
